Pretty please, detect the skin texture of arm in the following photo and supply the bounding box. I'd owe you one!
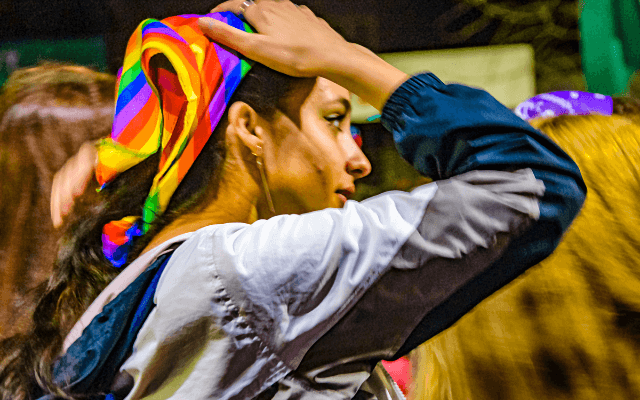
[200,0,409,111]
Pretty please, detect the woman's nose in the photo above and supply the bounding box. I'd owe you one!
[345,139,372,180]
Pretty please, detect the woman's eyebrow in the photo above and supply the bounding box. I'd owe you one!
[323,98,352,113]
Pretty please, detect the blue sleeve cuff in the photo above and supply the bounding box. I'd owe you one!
[380,73,445,135]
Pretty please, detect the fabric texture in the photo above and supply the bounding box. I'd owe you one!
[96,12,254,267]
[119,169,542,400]
[63,233,193,352]
[42,250,177,400]
[46,167,540,400]
[121,183,439,400]
[273,169,543,399]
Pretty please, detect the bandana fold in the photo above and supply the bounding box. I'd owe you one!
[96,12,254,267]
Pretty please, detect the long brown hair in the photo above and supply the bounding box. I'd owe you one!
[0,59,308,399]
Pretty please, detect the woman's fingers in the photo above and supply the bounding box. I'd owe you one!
[198,17,258,55]
[50,142,97,228]
[73,143,96,197]
[209,0,234,13]
[199,17,295,76]
[209,0,237,13]
[203,0,350,77]
[210,0,258,16]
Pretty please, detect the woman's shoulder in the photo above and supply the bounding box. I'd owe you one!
[62,232,195,352]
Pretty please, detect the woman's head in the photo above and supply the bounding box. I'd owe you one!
[99,12,370,266]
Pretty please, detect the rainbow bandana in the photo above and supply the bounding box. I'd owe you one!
[97,12,254,267]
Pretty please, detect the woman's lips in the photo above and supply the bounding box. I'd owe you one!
[337,192,348,205]
[335,188,354,206]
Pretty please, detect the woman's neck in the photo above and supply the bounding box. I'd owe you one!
[141,169,263,255]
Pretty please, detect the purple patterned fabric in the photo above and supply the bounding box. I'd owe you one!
[514,91,613,121]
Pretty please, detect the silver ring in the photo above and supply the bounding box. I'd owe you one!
[239,0,255,18]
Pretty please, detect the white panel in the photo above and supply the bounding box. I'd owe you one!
[352,44,535,123]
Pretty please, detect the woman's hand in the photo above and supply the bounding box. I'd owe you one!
[201,0,349,78]
[199,0,408,111]
[50,141,97,228]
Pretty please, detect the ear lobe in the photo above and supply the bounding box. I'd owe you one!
[226,101,264,153]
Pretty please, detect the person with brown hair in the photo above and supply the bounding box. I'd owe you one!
[410,94,640,400]
[0,64,115,338]
[0,2,585,399]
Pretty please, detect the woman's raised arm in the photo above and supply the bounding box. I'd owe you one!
[198,0,408,111]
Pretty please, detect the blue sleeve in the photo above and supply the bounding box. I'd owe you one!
[381,73,587,358]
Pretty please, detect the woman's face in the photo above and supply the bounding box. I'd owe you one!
[263,77,371,214]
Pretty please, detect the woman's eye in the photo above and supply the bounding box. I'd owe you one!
[325,114,345,129]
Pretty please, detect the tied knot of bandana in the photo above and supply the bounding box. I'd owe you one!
[98,12,254,268]
[515,91,613,121]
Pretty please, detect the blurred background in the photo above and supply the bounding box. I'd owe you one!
[0,0,582,93]
[0,0,583,194]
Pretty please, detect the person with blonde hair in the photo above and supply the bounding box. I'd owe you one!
[0,2,584,399]
[410,92,640,400]
[0,64,115,338]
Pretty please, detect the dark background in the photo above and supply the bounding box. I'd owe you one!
[0,0,582,93]
[0,0,501,68]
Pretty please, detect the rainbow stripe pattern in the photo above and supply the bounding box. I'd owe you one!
[97,12,254,267]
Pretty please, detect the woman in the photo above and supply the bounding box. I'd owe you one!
[410,93,640,400]
[0,64,115,338]
[0,1,585,399]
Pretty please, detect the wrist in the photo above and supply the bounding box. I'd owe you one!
[320,43,408,111]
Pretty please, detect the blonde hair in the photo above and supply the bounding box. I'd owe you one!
[410,113,640,400]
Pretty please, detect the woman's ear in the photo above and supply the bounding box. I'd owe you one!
[226,101,264,155]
